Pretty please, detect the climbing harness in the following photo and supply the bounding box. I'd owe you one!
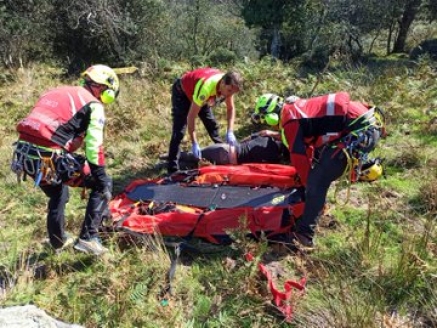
[11,141,63,186]
[11,141,89,187]
[333,125,383,204]
[55,153,86,186]
[34,155,59,187]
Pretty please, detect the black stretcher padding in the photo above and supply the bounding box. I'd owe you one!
[126,183,302,209]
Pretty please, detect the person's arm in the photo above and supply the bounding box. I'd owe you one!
[283,121,311,186]
[187,102,202,144]
[85,102,112,195]
[225,95,239,145]
[258,129,280,139]
[241,129,280,142]
[84,102,106,166]
[225,95,236,131]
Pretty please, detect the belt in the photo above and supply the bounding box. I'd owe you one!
[16,141,63,158]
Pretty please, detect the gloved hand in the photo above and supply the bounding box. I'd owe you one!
[226,130,238,146]
[192,142,202,159]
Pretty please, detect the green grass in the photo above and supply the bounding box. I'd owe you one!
[1,58,437,327]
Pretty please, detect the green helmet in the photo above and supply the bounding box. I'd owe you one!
[254,93,283,126]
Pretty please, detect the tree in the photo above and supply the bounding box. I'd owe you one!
[50,0,167,72]
[240,0,304,59]
[392,0,422,53]
[162,0,256,64]
[0,0,53,67]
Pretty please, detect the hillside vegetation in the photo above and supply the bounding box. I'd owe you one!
[0,57,437,327]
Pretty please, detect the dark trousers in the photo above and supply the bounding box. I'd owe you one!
[293,126,382,238]
[167,79,222,173]
[40,183,70,248]
[201,144,231,164]
[293,146,347,238]
[40,182,107,248]
[13,142,109,248]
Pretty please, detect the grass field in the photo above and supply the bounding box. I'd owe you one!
[0,57,436,327]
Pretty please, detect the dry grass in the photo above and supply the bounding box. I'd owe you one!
[0,59,436,327]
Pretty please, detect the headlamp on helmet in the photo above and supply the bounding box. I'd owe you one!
[254,93,283,126]
[81,65,120,104]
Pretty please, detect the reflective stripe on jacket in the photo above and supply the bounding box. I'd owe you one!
[280,92,373,185]
[181,68,224,107]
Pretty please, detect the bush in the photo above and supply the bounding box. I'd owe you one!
[208,48,238,66]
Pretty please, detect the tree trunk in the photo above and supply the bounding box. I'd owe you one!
[271,26,281,59]
[392,0,422,53]
[387,21,395,56]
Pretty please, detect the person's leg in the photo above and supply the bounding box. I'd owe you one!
[198,106,223,144]
[71,175,111,255]
[237,136,283,164]
[168,113,188,173]
[40,183,70,249]
[167,80,190,173]
[79,188,107,240]
[201,144,232,164]
[293,147,347,241]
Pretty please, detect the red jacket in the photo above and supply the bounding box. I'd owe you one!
[17,86,107,166]
[280,92,371,185]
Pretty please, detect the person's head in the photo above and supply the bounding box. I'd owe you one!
[81,65,120,104]
[219,71,243,97]
[252,93,283,126]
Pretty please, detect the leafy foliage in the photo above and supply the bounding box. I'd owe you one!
[0,0,54,67]
[1,0,437,70]
[49,0,169,73]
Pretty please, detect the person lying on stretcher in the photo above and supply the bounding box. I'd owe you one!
[178,130,289,166]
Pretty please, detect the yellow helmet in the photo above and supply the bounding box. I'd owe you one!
[359,158,383,182]
[81,65,120,104]
[253,93,283,126]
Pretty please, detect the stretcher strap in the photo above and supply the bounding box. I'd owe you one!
[245,252,306,322]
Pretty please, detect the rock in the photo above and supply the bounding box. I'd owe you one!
[0,305,83,328]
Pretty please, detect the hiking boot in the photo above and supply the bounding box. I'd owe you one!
[44,232,76,254]
[57,233,76,252]
[74,237,108,256]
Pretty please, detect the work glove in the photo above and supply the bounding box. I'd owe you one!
[226,130,238,146]
[192,142,202,159]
